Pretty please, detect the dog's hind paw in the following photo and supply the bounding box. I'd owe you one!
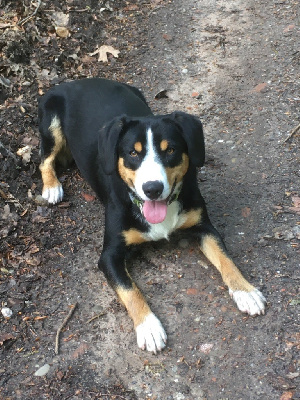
[42,185,64,204]
[229,288,266,316]
[136,312,167,353]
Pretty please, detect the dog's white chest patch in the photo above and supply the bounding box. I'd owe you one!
[144,201,186,241]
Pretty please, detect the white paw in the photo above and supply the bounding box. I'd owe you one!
[136,313,167,353]
[229,288,266,316]
[42,185,64,204]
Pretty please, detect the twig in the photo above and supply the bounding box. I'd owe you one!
[284,122,300,143]
[97,395,127,400]
[0,187,25,211]
[86,312,106,323]
[55,302,78,355]
[68,7,91,13]
[0,140,18,162]
[18,0,42,26]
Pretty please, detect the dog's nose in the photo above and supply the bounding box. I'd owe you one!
[142,181,164,200]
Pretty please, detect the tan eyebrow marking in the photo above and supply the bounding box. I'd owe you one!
[160,139,169,151]
[134,142,142,152]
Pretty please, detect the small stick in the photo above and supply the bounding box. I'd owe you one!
[0,140,18,162]
[18,0,42,26]
[68,7,91,13]
[86,311,106,323]
[55,302,78,355]
[284,122,300,143]
[0,188,25,211]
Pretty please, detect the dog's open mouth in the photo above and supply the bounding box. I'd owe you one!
[132,181,179,224]
[142,200,168,224]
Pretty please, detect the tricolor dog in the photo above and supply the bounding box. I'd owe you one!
[38,78,266,353]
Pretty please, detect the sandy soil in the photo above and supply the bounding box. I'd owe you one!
[0,0,299,399]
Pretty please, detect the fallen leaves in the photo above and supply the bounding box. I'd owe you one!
[241,207,251,218]
[273,194,300,216]
[89,45,120,62]
[0,333,15,346]
[71,343,89,359]
[186,288,198,295]
[253,82,268,92]
[81,192,96,202]
[283,24,295,32]
[34,315,48,321]
[55,27,70,38]
[280,391,294,400]
[199,343,214,354]
[290,195,300,214]
[16,145,32,164]
[50,11,70,38]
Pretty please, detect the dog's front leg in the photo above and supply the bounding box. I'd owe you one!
[190,221,266,316]
[98,240,167,353]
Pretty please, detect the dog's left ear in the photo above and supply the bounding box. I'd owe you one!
[171,111,205,167]
[98,116,127,174]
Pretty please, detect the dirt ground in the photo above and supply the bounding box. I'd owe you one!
[0,0,299,399]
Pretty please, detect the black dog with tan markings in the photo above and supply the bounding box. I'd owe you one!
[38,78,266,353]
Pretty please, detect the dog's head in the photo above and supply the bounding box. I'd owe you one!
[99,112,205,224]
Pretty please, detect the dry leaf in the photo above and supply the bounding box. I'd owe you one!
[0,333,15,345]
[16,145,32,164]
[155,89,169,99]
[241,207,251,218]
[283,25,295,32]
[81,192,96,202]
[55,27,69,38]
[34,316,48,321]
[291,195,300,208]
[253,82,268,92]
[280,391,294,400]
[199,343,214,354]
[186,288,198,295]
[89,45,120,63]
[50,11,69,27]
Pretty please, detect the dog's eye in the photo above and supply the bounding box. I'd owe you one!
[129,150,138,157]
[167,147,175,155]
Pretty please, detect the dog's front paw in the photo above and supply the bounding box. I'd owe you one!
[42,185,64,204]
[136,313,167,353]
[229,288,266,316]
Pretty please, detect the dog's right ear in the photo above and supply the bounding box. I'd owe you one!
[98,116,127,175]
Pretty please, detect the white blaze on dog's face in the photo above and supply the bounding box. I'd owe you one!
[117,119,189,224]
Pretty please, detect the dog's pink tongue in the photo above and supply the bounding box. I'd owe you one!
[143,200,168,224]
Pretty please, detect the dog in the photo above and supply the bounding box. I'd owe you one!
[38,78,266,353]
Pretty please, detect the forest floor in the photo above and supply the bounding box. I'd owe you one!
[0,0,299,399]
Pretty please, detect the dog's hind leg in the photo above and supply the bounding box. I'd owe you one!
[39,115,70,204]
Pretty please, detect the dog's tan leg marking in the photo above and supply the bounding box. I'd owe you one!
[201,235,266,315]
[201,235,253,292]
[122,228,148,246]
[178,208,202,230]
[116,283,167,353]
[40,116,66,204]
[117,284,151,327]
